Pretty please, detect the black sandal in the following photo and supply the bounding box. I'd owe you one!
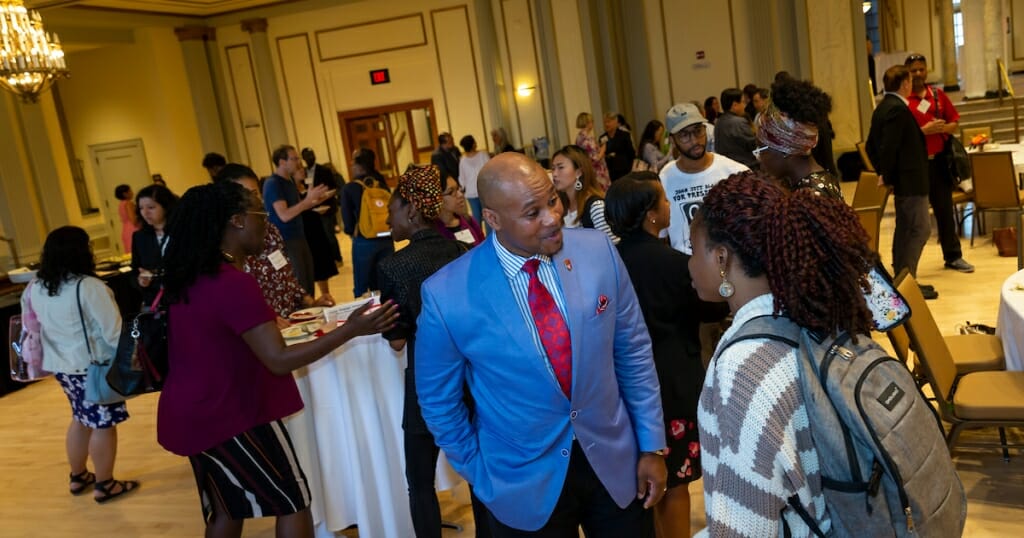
[94,478,140,504]
[69,470,96,495]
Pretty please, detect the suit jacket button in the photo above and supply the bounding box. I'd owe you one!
[560,448,569,457]
[570,410,578,420]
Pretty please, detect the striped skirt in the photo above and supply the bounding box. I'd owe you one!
[188,420,311,522]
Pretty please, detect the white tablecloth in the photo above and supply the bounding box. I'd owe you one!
[996,269,1024,371]
[284,335,463,538]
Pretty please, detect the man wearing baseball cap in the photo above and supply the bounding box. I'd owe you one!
[658,103,749,255]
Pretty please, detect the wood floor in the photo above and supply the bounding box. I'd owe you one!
[1,192,1022,537]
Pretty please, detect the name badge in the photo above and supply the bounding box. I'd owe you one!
[916,99,931,114]
[267,249,288,271]
[454,229,475,244]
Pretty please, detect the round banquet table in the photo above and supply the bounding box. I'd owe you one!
[283,334,463,538]
[996,268,1024,371]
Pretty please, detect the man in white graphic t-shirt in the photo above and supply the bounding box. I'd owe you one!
[659,103,749,254]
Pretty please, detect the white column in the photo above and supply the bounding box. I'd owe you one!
[242,18,290,148]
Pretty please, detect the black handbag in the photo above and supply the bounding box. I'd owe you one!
[106,287,169,397]
[945,135,971,184]
[933,86,972,184]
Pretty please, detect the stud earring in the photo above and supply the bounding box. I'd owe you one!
[574,176,583,191]
[718,268,735,298]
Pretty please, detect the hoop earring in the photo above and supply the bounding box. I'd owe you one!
[718,268,735,298]
[574,176,583,191]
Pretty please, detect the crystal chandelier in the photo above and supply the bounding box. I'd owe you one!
[0,0,68,103]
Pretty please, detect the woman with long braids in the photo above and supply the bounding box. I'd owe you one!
[689,173,875,536]
[755,76,908,331]
[158,180,398,538]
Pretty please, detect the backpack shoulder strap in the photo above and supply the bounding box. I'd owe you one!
[715,314,801,359]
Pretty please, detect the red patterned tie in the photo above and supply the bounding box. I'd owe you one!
[522,258,572,398]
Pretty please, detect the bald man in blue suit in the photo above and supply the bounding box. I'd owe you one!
[415,153,667,536]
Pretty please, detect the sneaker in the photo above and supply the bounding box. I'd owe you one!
[919,285,939,300]
[944,258,975,273]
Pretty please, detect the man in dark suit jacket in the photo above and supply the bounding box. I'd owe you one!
[866,65,936,298]
[430,133,462,182]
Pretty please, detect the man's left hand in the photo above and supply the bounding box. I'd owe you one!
[636,452,668,509]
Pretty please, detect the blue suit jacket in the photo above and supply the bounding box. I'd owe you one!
[415,228,665,531]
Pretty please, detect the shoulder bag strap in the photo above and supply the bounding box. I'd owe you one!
[76,278,94,362]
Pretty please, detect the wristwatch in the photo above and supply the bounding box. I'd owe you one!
[642,449,666,457]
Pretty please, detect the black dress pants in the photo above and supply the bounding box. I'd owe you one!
[405,425,492,537]
[927,156,964,263]
[486,442,653,538]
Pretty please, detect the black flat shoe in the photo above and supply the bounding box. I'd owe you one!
[919,285,939,300]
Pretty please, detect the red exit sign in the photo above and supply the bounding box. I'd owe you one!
[370,68,390,85]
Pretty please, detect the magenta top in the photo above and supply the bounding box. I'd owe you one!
[158,263,303,456]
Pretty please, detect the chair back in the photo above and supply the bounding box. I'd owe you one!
[893,271,958,402]
[969,151,1019,210]
[1019,211,1024,271]
[961,126,993,142]
[852,171,890,210]
[856,141,875,172]
[854,206,882,253]
[887,323,911,365]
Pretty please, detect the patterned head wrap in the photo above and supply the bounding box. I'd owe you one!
[397,165,443,221]
[755,102,819,156]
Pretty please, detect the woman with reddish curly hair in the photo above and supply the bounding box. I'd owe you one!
[689,171,874,536]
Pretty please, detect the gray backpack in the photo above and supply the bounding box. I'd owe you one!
[721,315,966,537]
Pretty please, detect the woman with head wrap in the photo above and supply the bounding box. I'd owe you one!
[753,77,842,199]
[755,77,910,333]
[376,165,488,538]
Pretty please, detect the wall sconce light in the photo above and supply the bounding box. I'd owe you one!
[862,1,871,13]
[516,84,536,97]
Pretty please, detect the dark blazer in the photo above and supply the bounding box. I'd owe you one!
[309,163,339,213]
[615,232,729,399]
[130,227,166,307]
[866,93,929,197]
[378,229,467,433]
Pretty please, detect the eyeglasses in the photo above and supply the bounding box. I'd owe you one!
[752,146,771,160]
[247,210,269,221]
[905,54,926,64]
[443,185,466,196]
[674,124,706,142]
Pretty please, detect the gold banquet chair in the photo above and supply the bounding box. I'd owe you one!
[968,151,1024,246]
[852,171,890,210]
[896,271,1024,458]
[885,275,1004,379]
[854,206,882,254]
[855,141,875,172]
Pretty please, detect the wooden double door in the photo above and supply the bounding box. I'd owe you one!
[339,100,438,181]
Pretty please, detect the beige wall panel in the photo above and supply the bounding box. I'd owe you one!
[551,0,595,141]
[662,0,737,104]
[1011,0,1024,70]
[0,95,46,264]
[642,0,672,117]
[226,44,273,176]
[60,27,204,200]
[315,15,427,61]
[254,0,493,168]
[806,0,860,151]
[432,7,487,151]
[277,34,330,162]
[502,0,547,146]
[901,0,933,59]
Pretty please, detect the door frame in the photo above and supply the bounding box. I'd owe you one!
[87,138,151,256]
[337,99,437,176]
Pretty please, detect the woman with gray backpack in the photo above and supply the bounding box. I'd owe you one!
[689,173,964,537]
